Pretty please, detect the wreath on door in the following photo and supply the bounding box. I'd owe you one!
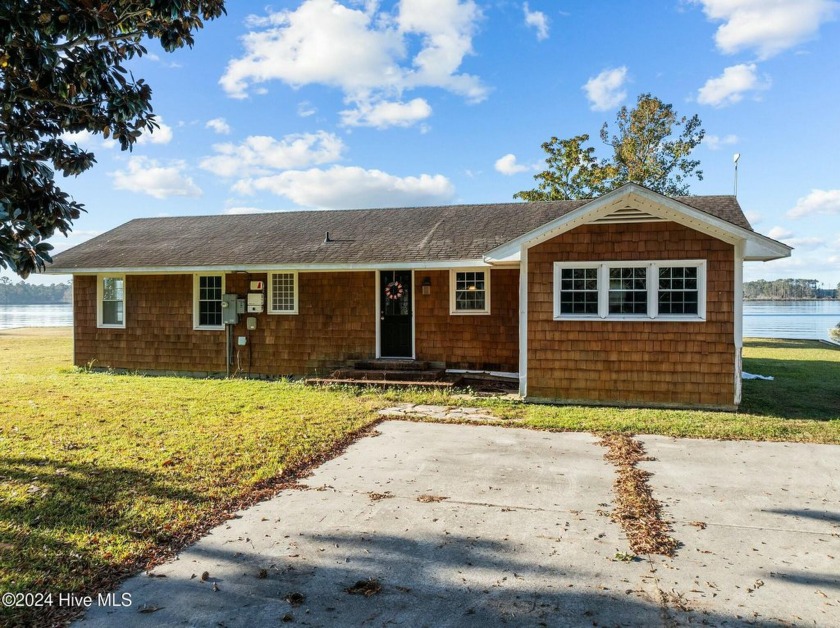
[384,281,404,300]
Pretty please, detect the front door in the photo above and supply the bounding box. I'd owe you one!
[380,270,412,358]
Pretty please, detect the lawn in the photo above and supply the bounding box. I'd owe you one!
[0,329,838,625]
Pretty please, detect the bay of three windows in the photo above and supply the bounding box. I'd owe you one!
[554,261,706,320]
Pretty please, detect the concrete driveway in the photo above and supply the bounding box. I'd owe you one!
[76,421,840,627]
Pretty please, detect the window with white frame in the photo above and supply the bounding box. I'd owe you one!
[97,274,125,328]
[194,274,224,329]
[450,269,490,314]
[608,266,648,315]
[553,261,706,321]
[557,266,599,316]
[268,272,298,314]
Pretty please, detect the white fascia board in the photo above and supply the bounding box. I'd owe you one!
[46,259,490,275]
[483,183,792,262]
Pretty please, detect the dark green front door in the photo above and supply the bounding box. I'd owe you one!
[380,270,412,358]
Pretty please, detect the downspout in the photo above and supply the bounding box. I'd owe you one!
[518,244,529,399]
[734,240,745,405]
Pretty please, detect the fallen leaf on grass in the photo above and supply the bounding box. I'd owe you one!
[346,578,382,597]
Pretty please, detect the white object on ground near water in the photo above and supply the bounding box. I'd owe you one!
[742,372,774,381]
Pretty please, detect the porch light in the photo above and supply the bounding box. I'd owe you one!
[422,276,431,295]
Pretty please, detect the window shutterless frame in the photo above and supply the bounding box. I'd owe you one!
[553,260,706,321]
[449,268,491,315]
[96,273,126,329]
[267,271,298,315]
[193,273,225,330]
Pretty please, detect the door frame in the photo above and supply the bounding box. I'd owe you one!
[375,269,415,359]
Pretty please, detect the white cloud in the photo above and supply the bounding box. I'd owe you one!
[137,118,173,145]
[341,98,432,128]
[494,153,532,175]
[205,118,232,135]
[58,130,97,145]
[704,133,739,150]
[787,236,826,248]
[223,206,275,215]
[692,0,838,59]
[232,165,455,209]
[199,131,345,178]
[697,63,769,107]
[298,101,317,117]
[220,0,486,124]
[111,157,202,199]
[523,3,549,41]
[744,210,762,225]
[767,225,793,240]
[582,67,628,111]
[788,189,840,218]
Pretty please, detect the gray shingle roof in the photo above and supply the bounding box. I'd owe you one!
[48,195,751,271]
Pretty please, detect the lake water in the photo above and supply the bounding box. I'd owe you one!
[0,304,73,330]
[1,301,839,341]
[743,300,840,342]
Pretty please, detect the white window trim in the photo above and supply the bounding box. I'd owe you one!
[193,273,225,331]
[96,273,126,329]
[553,260,706,322]
[450,268,491,315]
[267,271,299,315]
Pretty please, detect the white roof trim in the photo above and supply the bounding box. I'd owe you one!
[44,258,492,275]
[483,183,791,263]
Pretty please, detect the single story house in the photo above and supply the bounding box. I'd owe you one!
[46,183,790,410]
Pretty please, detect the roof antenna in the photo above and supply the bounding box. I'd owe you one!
[324,231,332,243]
[733,153,740,197]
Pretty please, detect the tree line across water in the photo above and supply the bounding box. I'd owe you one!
[0,279,71,305]
[744,279,839,300]
[2,277,837,305]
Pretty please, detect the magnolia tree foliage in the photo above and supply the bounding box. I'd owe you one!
[515,94,705,201]
[0,1,226,277]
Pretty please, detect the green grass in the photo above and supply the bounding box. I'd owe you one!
[0,329,838,625]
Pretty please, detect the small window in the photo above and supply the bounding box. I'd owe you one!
[658,266,699,315]
[450,269,490,314]
[608,267,648,315]
[558,267,599,316]
[194,274,224,329]
[269,272,298,314]
[97,274,125,328]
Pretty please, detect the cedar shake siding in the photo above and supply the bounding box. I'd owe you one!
[414,269,519,372]
[75,274,226,373]
[74,272,377,375]
[527,222,736,409]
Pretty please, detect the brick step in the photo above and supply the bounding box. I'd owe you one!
[331,368,444,382]
[353,359,430,371]
[305,378,457,389]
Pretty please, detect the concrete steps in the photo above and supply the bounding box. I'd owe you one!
[306,359,459,389]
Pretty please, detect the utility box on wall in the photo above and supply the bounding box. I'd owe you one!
[222,294,239,324]
[247,292,264,313]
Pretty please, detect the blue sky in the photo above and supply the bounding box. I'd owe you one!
[14,0,840,288]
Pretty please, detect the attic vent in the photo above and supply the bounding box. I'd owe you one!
[591,206,665,224]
